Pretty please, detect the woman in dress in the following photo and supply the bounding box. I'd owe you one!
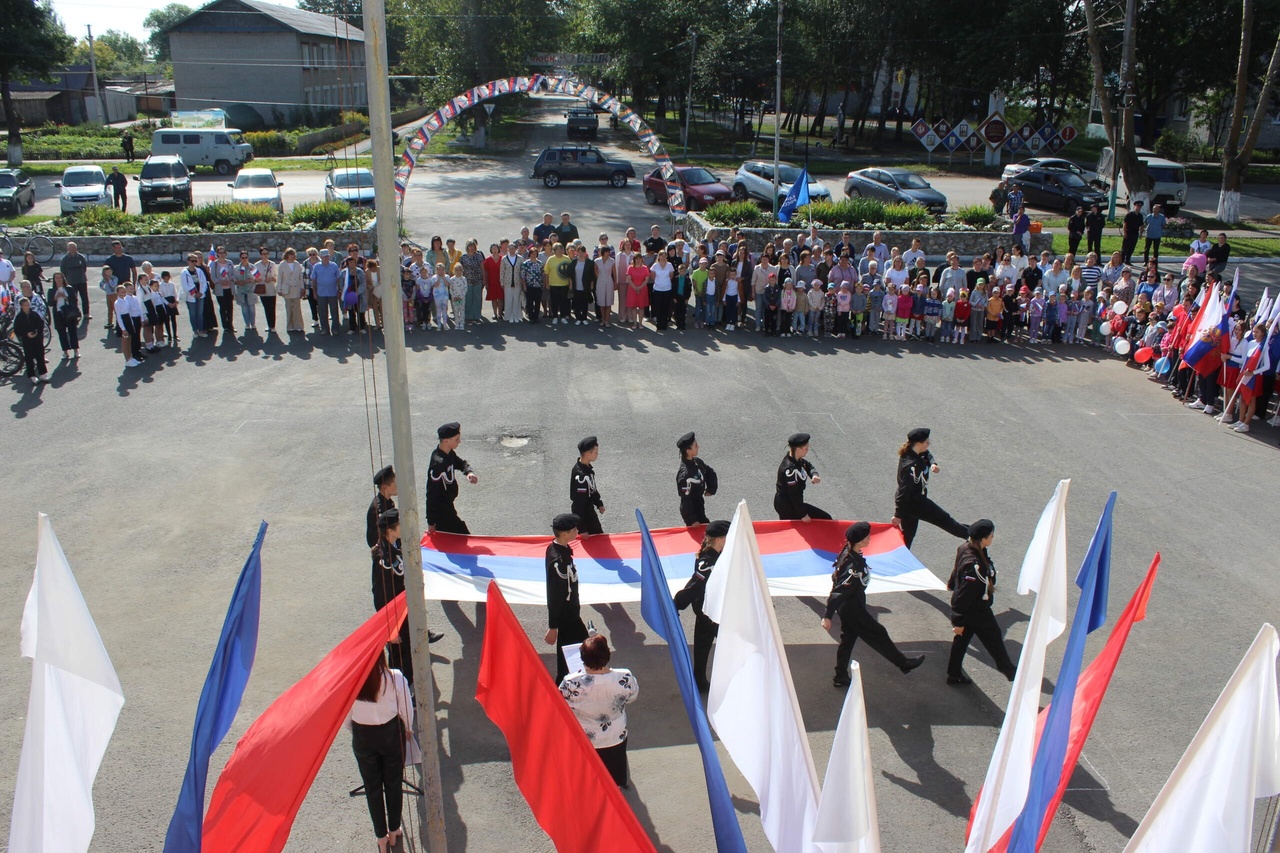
[594,245,617,328]
[559,634,639,788]
[459,238,485,324]
[484,243,504,321]
[625,252,650,328]
[348,651,414,853]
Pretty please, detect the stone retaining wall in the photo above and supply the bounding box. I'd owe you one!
[683,211,1054,258]
[50,225,376,264]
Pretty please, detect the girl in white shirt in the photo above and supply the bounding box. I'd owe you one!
[348,653,414,853]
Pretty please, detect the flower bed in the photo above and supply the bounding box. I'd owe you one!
[701,197,1012,234]
[29,201,373,237]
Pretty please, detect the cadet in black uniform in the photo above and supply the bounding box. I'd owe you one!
[570,436,605,536]
[774,433,831,521]
[821,521,925,686]
[676,431,718,526]
[674,519,730,691]
[425,422,478,534]
[946,519,1016,685]
[366,464,397,548]
[892,427,970,548]
[544,513,589,684]
[371,510,443,684]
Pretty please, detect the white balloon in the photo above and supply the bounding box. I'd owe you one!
[1114,338,1131,355]
[1112,300,1129,315]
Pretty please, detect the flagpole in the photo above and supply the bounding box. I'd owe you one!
[363,0,448,850]
[772,0,783,220]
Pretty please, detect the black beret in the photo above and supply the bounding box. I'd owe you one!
[577,435,599,454]
[907,427,930,444]
[373,464,395,486]
[969,519,995,541]
[378,508,400,528]
[845,521,872,544]
[706,519,731,538]
[676,431,696,452]
[552,513,580,532]
[788,432,811,448]
[437,421,461,439]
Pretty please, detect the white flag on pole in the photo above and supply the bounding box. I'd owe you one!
[964,479,1071,853]
[707,500,821,852]
[1124,623,1280,852]
[9,514,125,853]
[813,661,881,853]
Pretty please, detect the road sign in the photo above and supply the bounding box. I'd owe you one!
[1017,122,1036,141]
[978,112,1009,148]
[1045,135,1067,154]
[911,118,931,140]
[953,120,972,139]
[920,131,941,152]
[964,132,982,151]
[1027,134,1046,153]
[1037,122,1056,141]
[1058,124,1078,144]
[933,119,952,138]
[1004,133,1025,153]
[484,103,495,116]
[941,131,963,152]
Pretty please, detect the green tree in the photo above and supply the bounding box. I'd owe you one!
[99,30,147,66]
[71,38,119,74]
[143,2,192,62]
[0,0,75,165]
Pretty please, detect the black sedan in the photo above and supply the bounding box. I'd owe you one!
[1005,167,1107,214]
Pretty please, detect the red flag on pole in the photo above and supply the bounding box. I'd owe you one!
[476,581,656,853]
[973,555,1160,852]
[202,594,407,853]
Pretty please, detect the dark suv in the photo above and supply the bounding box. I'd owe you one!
[135,155,193,213]
[529,145,635,188]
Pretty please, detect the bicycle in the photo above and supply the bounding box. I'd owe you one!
[0,339,22,378]
[0,298,52,350]
[0,224,55,264]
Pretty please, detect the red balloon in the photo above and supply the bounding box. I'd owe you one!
[1110,317,1127,334]
[1134,346,1154,364]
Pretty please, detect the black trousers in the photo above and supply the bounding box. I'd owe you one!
[672,293,688,329]
[1068,232,1083,256]
[835,599,908,676]
[526,286,543,321]
[54,314,78,351]
[1086,234,1103,257]
[692,612,718,687]
[572,288,592,321]
[680,496,708,526]
[20,337,45,377]
[120,315,142,359]
[898,498,968,548]
[949,608,1015,677]
[652,288,672,329]
[549,286,570,319]
[1197,371,1219,407]
[1120,235,1139,264]
[428,504,470,535]
[774,494,832,521]
[216,290,235,331]
[1144,238,1161,264]
[572,503,603,535]
[596,739,629,787]
[74,280,90,317]
[307,290,319,321]
[555,614,589,685]
[259,295,277,330]
[352,717,405,838]
[203,289,218,330]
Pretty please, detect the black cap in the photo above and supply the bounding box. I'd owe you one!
[677,431,696,452]
[373,464,394,487]
[969,519,995,541]
[578,435,598,454]
[845,521,872,544]
[378,508,400,528]
[706,519,730,538]
[788,432,810,448]
[437,421,461,439]
[907,427,930,444]
[552,513,580,532]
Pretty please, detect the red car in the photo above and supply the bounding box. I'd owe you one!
[642,165,733,211]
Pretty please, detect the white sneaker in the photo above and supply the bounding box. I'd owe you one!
[1203,406,1216,416]
[1187,400,1205,410]
[37,373,49,382]
[125,359,140,367]
[727,324,735,331]
[1234,422,1250,433]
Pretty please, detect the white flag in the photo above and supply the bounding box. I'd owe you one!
[9,514,125,853]
[1124,623,1280,852]
[812,661,881,853]
[965,480,1071,853]
[708,501,821,852]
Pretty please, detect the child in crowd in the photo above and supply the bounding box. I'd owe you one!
[673,263,690,330]
[691,258,709,329]
[836,283,852,339]
[911,281,927,338]
[923,286,942,342]
[99,266,119,335]
[1028,288,1045,342]
[895,284,913,340]
[1043,292,1060,343]
[880,285,897,339]
[823,283,838,337]
[867,279,884,335]
[431,265,451,330]
[763,273,780,337]
[1054,290,1069,343]
[448,263,468,329]
[850,283,868,337]
[1077,288,1096,345]
[953,289,971,344]
[1065,290,1080,344]
[806,281,825,337]
[781,280,797,337]
[941,288,957,342]
[793,281,810,336]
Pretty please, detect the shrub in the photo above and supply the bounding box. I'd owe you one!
[243,130,298,157]
[311,134,368,155]
[831,197,887,225]
[882,203,930,228]
[1154,130,1209,163]
[172,202,281,229]
[701,199,770,227]
[289,200,364,229]
[340,110,370,130]
[953,204,998,228]
[65,205,139,232]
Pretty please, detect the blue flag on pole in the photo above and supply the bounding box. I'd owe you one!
[776,165,811,223]
[164,521,267,853]
[1007,493,1115,852]
[636,511,747,853]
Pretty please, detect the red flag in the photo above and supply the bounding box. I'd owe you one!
[475,581,656,853]
[202,595,407,852]
[975,555,1160,852]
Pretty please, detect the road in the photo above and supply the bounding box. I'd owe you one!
[2,97,1280,853]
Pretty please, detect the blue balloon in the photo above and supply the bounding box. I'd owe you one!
[1154,356,1171,376]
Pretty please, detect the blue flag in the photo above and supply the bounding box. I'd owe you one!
[164,522,267,853]
[776,165,811,223]
[636,511,747,853]
[1008,493,1115,852]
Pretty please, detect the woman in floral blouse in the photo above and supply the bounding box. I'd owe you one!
[559,634,639,788]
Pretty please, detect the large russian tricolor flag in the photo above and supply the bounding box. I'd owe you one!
[421,520,945,605]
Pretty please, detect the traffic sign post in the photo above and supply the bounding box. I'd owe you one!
[1045,135,1066,155]
[977,111,1009,168]
[964,131,982,164]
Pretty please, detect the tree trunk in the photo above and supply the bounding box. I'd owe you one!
[1216,0,1280,223]
[654,88,667,134]
[810,79,828,137]
[894,70,910,142]
[1216,160,1243,223]
[1,73,22,167]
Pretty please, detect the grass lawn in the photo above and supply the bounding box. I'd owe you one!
[1046,232,1280,258]
[0,213,57,227]
[1187,163,1280,184]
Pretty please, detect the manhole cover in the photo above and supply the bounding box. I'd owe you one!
[500,435,530,448]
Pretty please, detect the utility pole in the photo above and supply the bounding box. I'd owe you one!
[772,0,783,218]
[86,26,108,125]
[682,30,697,159]
[362,0,448,850]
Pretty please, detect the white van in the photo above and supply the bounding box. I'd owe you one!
[150,128,254,175]
[1095,146,1187,214]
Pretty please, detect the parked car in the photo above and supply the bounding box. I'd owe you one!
[0,169,35,215]
[529,145,635,188]
[642,165,733,210]
[325,167,376,207]
[151,127,254,175]
[843,167,947,213]
[566,108,599,138]
[1095,147,1187,214]
[56,166,111,215]
[228,167,284,211]
[731,160,832,207]
[1001,157,1098,185]
[1006,167,1108,214]
[134,155,192,213]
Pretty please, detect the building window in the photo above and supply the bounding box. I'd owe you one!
[302,42,311,69]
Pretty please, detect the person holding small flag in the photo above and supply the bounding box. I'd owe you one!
[945,519,1017,685]
[545,513,589,684]
[675,431,718,526]
[673,518,730,691]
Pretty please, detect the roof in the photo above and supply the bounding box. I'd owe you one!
[7,91,58,101]
[167,0,364,41]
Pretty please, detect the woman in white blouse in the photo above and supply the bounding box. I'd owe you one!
[275,248,307,334]
[559,634,639,788]
[349,652,414,853]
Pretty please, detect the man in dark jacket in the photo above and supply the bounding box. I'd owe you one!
[946,519,1017,685]
[425,422,477,534]
[567,244,597,324]
[1121,200,1145,265]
